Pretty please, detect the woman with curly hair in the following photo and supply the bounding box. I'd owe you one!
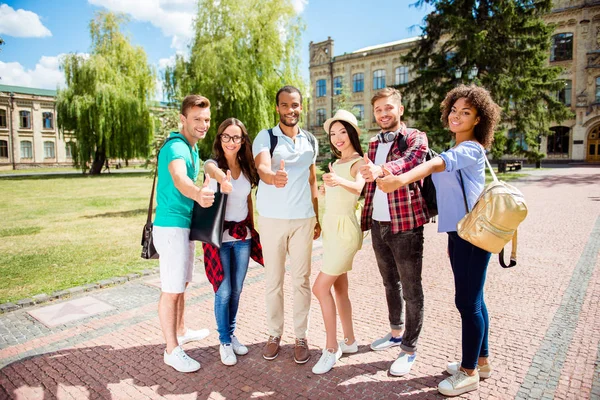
[376,84,501,396]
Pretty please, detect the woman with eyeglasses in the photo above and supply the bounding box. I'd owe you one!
[204,118,260,366]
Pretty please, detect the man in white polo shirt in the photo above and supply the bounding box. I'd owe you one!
[253,85,320,364]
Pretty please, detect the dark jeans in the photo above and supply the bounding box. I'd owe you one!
[447,232,492,370]
[371,221,424,353]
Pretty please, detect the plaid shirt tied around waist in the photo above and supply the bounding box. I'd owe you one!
[202,216,264,293]
[361,124,430,234]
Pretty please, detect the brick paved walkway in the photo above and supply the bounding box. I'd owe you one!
[1,167,599,399]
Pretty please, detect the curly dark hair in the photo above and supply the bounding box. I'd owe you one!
[211,118,259,187]
[440,84,501,148]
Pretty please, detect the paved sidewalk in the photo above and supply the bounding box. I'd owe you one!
[1,167,599,399]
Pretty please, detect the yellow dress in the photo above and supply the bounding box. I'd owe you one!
[321,158,363,276]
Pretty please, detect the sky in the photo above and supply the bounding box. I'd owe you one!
[0,0,433,98]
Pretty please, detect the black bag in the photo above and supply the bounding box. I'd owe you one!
[397,130,438,219]
[141,164,159,259]
[189,183,228,248]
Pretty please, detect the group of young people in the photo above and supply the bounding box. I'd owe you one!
[152,83,501,397]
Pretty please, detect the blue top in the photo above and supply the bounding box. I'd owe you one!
[252,125,318,219]
[431,141,486,233]
[154,132,200,228]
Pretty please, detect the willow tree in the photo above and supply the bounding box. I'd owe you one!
[57,12,156,174]
[403,0,572,160]
[164,0,304,158]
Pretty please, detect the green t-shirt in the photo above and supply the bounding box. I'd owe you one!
[154,132,200,228]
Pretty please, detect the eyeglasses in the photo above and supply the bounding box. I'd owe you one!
[220,134,244,144]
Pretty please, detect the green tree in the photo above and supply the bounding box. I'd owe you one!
[403,0,573,160]
[57,12,156,174]
[164,0,304,159]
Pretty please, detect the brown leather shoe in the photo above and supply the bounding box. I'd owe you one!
[294,338,310,364]
[262,336,281,360]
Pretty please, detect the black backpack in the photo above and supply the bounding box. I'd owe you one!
[268,128,317,158]
[397,130,438,219]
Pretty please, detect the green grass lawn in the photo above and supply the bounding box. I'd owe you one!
[0,173,158,303]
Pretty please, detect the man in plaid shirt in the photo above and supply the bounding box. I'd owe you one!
[359,87,430,377]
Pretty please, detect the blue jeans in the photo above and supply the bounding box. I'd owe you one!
[214,240,251,344]
[447,232,492,370]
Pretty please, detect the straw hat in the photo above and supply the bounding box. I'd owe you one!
[323,109,360,134]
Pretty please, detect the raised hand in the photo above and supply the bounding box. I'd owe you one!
[376,174,403,194]
[359,154,383,182]
[199,173,215,207]
[274,159,288,188]
[221,170,233,194]
[322,162,340,187]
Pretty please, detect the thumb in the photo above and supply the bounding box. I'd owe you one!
[226,170,231,181]
[280,160,285,171]
[203,173,210,188]
[328,162,334,173]
[364,154,371,164]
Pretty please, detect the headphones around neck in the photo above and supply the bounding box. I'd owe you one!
[377,131,399,143]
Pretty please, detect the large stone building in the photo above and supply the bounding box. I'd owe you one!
[0,84,74,170]
[308,0,600,162]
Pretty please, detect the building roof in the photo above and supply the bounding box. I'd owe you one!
[0,84,57,97]
[351,36,422,54]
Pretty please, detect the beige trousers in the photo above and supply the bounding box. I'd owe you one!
[258,216,315,338]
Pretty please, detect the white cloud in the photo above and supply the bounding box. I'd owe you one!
[0,54,87,90]
[158,55,177,70]
[291,0,308,14]
[88,0,194,51]
[0,4,52,38]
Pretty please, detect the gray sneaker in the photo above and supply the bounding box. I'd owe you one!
[370,332,403,351]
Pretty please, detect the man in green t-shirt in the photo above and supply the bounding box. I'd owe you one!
[154,95,215,373]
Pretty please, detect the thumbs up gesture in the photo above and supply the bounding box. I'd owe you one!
[322,162,339,187]
[274,159,288,188]
[221,170,233,194]
[359,154,383,182]
[199,173,215,208]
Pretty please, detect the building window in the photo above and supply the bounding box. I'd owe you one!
[508,129,528,152]
[316,108,327,126]
[352,73,364,92]
[19,111,31,129]
[373,69,386,90]
[43,112,54,129]
[395,66,409,85]
[20,141,32,159]
[353,104,364,122]
[316,79,326,98]
[550,33,573,62]
[44,141,55,158]
[0,140,7,158]
[558,80,572,106]
[0,109,6,128]
[595,77,600,103]
[333,76,342,96]
[65,142,73,158]
[548,126,570,158]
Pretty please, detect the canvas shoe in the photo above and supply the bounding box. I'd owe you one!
[370,332,403,351]
[446,361,492,378]
[163,346,201,373]
[389,351,417,376]
[177,328,210,346]
[231,335,249,356]
[219,344,237,366]
[312,347,342,375]
[339,338,358,354]
[438,370,479,396]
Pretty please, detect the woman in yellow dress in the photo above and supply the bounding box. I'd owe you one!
[312,110,366,375]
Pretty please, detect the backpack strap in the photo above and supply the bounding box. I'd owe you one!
[499,231,518,268]
[269,127,317,159]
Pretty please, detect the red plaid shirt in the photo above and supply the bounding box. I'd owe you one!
[203,217,264,293]
[361,124,430,234]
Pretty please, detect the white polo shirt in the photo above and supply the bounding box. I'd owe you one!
[252,124,317,220]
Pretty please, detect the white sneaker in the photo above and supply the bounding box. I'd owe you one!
[312,347,342,375]
[177,328,210,345]
[220,343,237,366]
[163,346,201,373]
[438,370,479,396]
[370,332,403,351]
[446,361,492,378]
[231,335,248,355]
[339,338,358,354]
[389,351,417,376]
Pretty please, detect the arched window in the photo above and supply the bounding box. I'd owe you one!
[558,80,572,106]
[333,76,342,96]
[316,79,326,97]
[373,70,386,90]
[0,109,6,128]
[547,126,570,158]
[0,140,7,158]
[395,66,409,85]
[508,129,528,152]
[19,111,31,129]
[20,141,32,158]
[550,33,573,62]
[44,141,55,158]
[352,73,364,92]
[316,108,327,126]
[43,112,54,129]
